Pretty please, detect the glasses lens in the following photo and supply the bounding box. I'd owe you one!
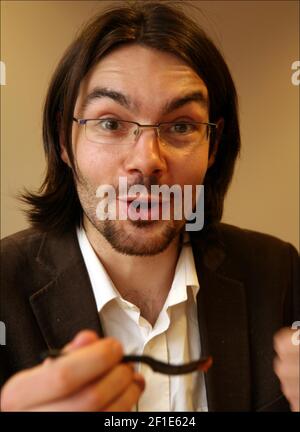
[85,119,135,145]
[159,122,208,146]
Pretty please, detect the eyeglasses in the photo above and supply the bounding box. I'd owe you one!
[73,117,217,147]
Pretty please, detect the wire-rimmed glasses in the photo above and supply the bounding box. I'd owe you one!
[73,117,217,147]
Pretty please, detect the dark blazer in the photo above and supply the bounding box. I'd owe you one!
[1,223,299,411]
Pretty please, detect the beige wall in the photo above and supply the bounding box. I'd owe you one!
[1,0,299,249]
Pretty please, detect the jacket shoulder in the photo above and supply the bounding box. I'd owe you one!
[1,227,44,247]
[209,223,299,298]
[217,222,299,256]
[1,228,46,262]
[217,223,299,318]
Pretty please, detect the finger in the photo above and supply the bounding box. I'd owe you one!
[103,373,146,412]
[29,364,136,412]
[273,353,300,412]
[274,362,300,383]
[274,328,296,356]
[63,330,100,354]
[291,401,300,412]
[42,330,100,368]
[2,337,123,411]
[280,379,300,403]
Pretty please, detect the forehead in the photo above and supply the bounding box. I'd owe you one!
[76,44,209,114]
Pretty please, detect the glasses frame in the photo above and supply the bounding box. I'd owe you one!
[73,117,217,145]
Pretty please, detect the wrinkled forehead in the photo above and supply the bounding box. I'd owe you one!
[75,44,209,117]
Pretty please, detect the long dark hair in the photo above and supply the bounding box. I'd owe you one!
[22,1,240,233]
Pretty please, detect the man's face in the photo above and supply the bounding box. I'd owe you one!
[65,44,215,255]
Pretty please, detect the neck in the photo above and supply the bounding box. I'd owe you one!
[83,219,181,325]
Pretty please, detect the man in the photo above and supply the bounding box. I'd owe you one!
[0,1,299,411]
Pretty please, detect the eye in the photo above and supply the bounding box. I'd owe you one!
[99,118,121,130]
[169,122,197,134]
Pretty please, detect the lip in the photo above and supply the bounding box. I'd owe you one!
[117,195,171,221]
[118,195,167,205]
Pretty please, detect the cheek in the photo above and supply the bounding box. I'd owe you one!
[72,128,118,186]
[170,147,210,187]
[74,143,120,187]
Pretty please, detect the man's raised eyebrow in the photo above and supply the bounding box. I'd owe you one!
[80,88,207,115]
[81,87,133,113]
[162,91,208,115]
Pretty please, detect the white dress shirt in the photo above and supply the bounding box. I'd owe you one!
[77,227,208,411]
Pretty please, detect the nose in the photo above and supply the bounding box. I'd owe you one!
[124,127,167,178]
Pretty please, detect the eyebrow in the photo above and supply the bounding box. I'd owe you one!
[162,91,208,115]
[80,87,208,116]
[81,87,133,113]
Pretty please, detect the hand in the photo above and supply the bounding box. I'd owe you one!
[1,330,145,411]
[273,327,300,412]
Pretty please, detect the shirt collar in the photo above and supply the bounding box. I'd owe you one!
[76,227,119,312]
[165,234,200,308]
[76,227,200,312]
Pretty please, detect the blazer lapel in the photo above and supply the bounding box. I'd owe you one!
[191,228,252,411]
[29,229,104,350]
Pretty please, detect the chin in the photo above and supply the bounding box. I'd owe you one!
[99,218,183,256]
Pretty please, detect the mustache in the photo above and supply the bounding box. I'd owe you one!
[115,175,161,195]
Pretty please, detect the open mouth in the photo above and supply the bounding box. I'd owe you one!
[118,195,167,221]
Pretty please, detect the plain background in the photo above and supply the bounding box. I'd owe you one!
[1,0,299,249]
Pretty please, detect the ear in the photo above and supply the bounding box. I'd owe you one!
[208,118,224,168]
[59,120,71,167]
